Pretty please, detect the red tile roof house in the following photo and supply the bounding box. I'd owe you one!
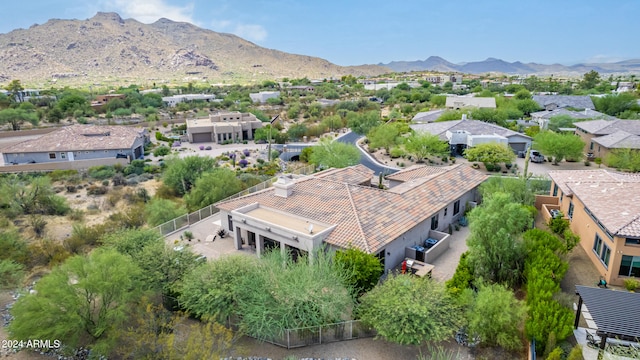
[216,163,487,272]
[540,169,640,286]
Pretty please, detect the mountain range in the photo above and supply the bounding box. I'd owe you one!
[380,56,640,75]
[0,12,387,85]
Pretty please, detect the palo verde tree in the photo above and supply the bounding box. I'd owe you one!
[8,249,143,354]
[358,274,464,345]
[161,155,217,195]
[309,137,361,168]
[0,108,39,131]
[466,192,532,287]
[184,167,244,211]
[533,131,585,164]
[403,131,449,163]
[334,247,383,295]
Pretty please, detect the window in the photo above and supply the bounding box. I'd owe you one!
[453,200,460,215]
[376,250,386,267]
[444,207,448,216]
[593,234,610,268]
[625,238,640,246]
[560,191,563,202]
[619,255,640,277]
[590,142,594,150]
[227,215,233,232]
[431,215,439,230]
[61,152,66,159]
[48,153,56,159]
[568,202,574,220]
[552,184,558,196]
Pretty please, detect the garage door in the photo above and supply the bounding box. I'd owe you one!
[191,133,211,143]
[509,142,527,153]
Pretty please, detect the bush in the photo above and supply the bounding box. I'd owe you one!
[87,185,109,196]
[153,146,171,157]
[389,147,405,158]
[445,252,473,297]
[88,165,116,180]
[155,131,172,142]
[624,278,640,292]
[484,163,494,171]
[548,216,569,235]
[0,259,25,288]
[239,159,248,168]
[48,169,78,182]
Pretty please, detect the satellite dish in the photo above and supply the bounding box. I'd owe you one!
[308,223,314,234]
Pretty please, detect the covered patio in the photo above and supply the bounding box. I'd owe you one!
[574,285,640,359]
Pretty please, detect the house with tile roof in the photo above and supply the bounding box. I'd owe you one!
[574,119,640,161]
[215,163,487,272]
[445,96,496,110]
[1,124,148,165]
[532,95,595,111]
[410,119,532,154]
[186,111,263,143]
[530,108,613,129]
[542,169,640,285]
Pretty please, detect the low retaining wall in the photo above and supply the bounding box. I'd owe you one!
[0,158,129,173]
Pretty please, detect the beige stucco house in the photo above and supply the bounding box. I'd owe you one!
[539,169,640,286]
[186,112,263,143]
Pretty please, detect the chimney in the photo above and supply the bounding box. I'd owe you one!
[462,114,467,121]
[274,175,294,198]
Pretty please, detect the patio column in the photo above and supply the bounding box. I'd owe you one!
[234,226,242,250]
[573,296,583,329]
[257,235,264,257]
[281,242,287,257]
[597,333,608,360]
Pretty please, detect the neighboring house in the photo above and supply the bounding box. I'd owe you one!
[249,91,280,103]
[186,111,263,143]
[613,81,636,93]
[445,96,496,110]
[412,109,445,123]
[531,108,613,129]
[411,119,532,154]
[90,94,126,111]
[532,95,595,111]
[286,86,315,94]
[574,119,640,159]
[215,164,487,272]
[542,169,640,286]
[162,94,217,107]
[1,125,148,165]
[363,82,421,91]
[316,99,340,107]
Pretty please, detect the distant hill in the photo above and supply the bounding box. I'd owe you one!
[381,56,640,75]
[0,12,389,85]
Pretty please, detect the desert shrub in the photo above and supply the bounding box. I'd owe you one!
[624,278,640,292]
[124,159,146,176]
[484,163,494,172]
[144,198,187,227]
[101,180,109,186]
[27,238,71,267]
[88,165,116,180]
[562,229,580,252]
[0,260,25,288]
[112,173,126,186]
[155,184,177,199]
[155,131,172,142]
[66,185,77,193]
[0,229,29,264]
[389,147,405,158]
[30,216,47,238]
[48,169,78,182]
[546,347,563,360]
[238,159,248,168]
[153,146,171,157]
[87,185,109,196]
[567,345,583,360]
[445,252,474,297]
[548,216,569,235]
[67,209,85,221]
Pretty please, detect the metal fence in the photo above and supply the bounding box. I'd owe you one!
[154,164,316,236]
[226,318,375,349]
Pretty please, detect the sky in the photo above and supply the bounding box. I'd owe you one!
[1,0,638,67]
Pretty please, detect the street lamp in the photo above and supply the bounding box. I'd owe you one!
[268,115,279,162]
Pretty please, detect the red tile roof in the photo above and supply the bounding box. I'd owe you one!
[217,164,487,253]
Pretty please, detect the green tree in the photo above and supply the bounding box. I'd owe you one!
[547,114,575,132]
[0,229,29,264]
[309,138,361,168]
[0,259,25,289]
[580,70,601,90]
[514,89,532,100]
[184,168,244,211]
[479,177,535,206]
[359,274,463,345]
[180,255,257,321]
[464,142,515,166]
[534,131,585,164]
[467,283,527,350]
[0,108,39,130]
[367,123,401,152]
[445,252,474,297]
[287,123,307,141]
[593,93,639,117]
[144,198,187,227]
[605,148,640,171]
[347,110,381,135]
[162,156,217,195]
[334,247,383,295]
[8,249,142,354]
[466,193,532,286]
[5,79,24,102]
[404,131,449,162]
[515,98,542,115]
[0,176,70,217]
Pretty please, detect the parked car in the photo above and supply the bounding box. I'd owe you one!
[529,150,545,163]
[550,209,562,219]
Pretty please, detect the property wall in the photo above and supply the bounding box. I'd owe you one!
[0,158,129,173]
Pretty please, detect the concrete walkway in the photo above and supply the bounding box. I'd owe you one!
[429,225,470,282]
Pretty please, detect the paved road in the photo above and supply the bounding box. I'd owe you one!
[337,131,399,176]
